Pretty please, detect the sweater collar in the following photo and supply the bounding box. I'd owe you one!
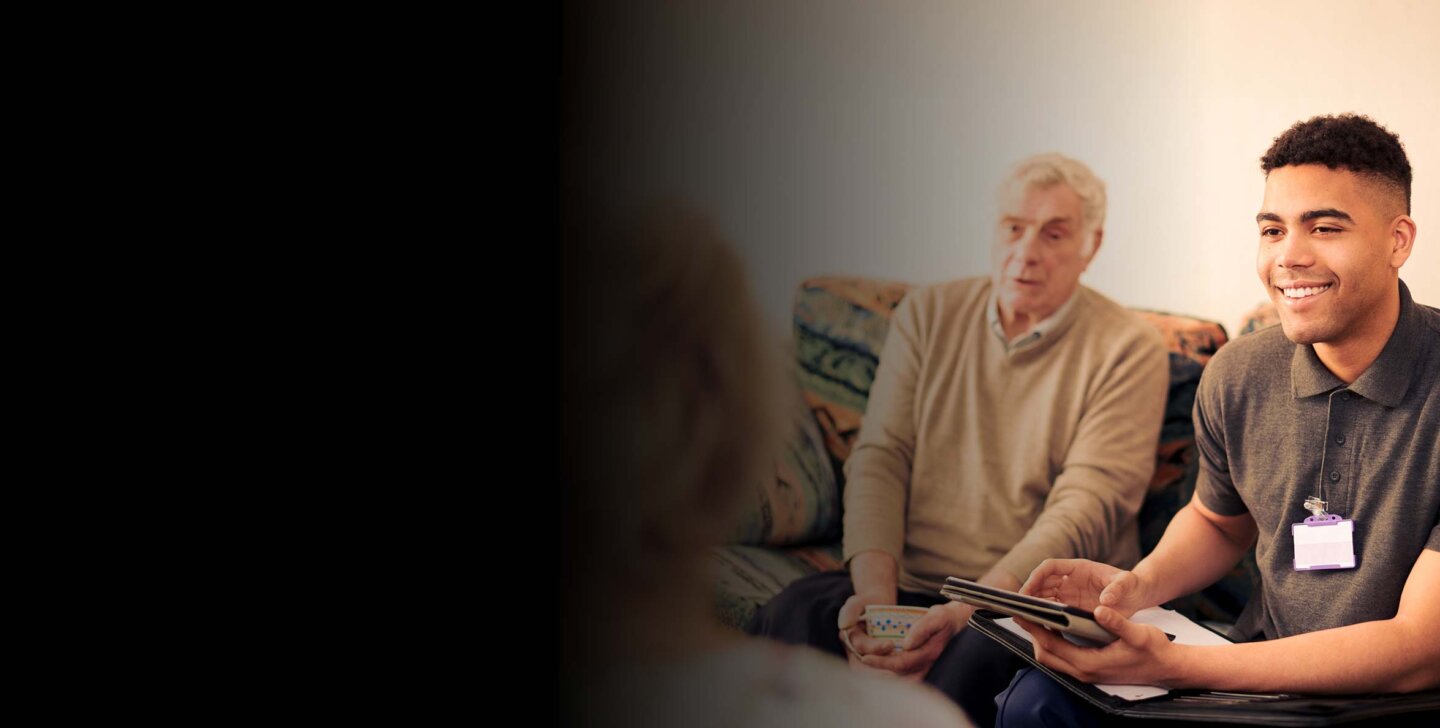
[987,285,1083,354]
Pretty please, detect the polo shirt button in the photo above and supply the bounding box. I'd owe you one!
[1343,392,1353,400]
[1335,434,1346,445]
[1329,471,1341,482]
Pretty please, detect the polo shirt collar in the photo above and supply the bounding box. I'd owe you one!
[1291,280,1421,407]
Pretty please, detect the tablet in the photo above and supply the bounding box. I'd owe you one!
[940,577,1117,645]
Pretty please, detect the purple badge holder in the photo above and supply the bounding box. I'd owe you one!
[1292,513,1356,571]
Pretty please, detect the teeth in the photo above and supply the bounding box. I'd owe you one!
[1282,285,1331,299]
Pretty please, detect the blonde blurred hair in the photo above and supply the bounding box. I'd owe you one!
[563,204,780,588]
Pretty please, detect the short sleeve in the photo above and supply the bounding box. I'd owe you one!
[1193,363,1249,517]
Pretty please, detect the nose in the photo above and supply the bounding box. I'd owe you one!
[1014,228,1043,266]
[1274,231,1315,270]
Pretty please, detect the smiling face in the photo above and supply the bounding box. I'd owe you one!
[1256,164,1413,349]
[991,181,1099,336]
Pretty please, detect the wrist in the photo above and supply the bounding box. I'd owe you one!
[942,600,975,628]
[852,584,897,603]
[1127,566,1162,608]
[849,551,899,602]
[978,570,1022,593]
[1161,642,1199,689]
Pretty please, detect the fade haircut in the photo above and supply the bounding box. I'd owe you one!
[1261,113,1412,214]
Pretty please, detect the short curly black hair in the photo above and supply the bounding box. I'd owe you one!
[1261,113,1411,213]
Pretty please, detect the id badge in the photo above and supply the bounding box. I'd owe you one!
[1292,514,1356,571]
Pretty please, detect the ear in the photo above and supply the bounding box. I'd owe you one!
[1389,215,1416,269]
[1083,228,1104,267]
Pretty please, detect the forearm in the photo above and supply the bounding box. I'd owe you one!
[842,295,921,565]
[978,564,1021,592]
[849,550,898,601]
[842,452,909,562]
[1174,548,1440,693]
[998,333,1168,583]
[996,482,1145,585]
[1171,617,1440,693]
[1130,500,1252,607]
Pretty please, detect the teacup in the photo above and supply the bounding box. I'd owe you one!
[860,605,930,647]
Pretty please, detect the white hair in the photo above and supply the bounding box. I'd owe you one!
[1002,153,1107,254]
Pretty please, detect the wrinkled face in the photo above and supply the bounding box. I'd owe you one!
[1257,165,1407,347]
[991,182,1097,327]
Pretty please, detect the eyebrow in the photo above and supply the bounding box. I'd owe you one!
[1301,208,1353,223]
[1255,209,1355,224]
[1002,215,1075,226]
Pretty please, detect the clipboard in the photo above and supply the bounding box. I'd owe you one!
[969,609,1440,725]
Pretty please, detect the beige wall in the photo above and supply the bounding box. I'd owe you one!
[570,0,1440,337]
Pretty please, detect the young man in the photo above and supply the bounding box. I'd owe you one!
[996,115,1439,726]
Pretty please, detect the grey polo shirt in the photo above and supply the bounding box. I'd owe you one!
[1194,280,1440,641]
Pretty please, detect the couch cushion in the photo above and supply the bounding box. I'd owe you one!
[1131,310,1256,624]
[1132,311,1228,495]
[1239,301,1280,336]
[712,543,844,630]
[792,277,915,486]
[731,381,841,546]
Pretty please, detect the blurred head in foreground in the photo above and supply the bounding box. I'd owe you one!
[562,203,780,657]
[560,205,970,727]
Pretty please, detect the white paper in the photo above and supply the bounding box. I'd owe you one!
[997,606,1231,701]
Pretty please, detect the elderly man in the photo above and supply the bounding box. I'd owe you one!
[998,115,1440,726]
[749,154,1169,723]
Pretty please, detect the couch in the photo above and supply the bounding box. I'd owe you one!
[714,276,1264,631]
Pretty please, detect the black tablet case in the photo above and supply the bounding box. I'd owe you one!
[969,609,1440,725]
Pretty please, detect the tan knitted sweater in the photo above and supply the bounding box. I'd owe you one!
[842,277,1169,593]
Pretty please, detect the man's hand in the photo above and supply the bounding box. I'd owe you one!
[1020,558,1154,617]
[839,552,901,671]
[1014,605,1184,687]
[838,589,900,669]
[858,601,973,681]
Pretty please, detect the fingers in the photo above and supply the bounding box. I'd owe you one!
[1013,615,1048,642]
[1013,617,1092,679]
[848,630,895,656]
[1015,617,1091,665]
[1098,571,1136,610]
[861,633,947,677]
[1020,574,1064,598]
[898,605,955,648]
[1030,635,1088,678]
[840,625,894,658]
[838,624,859,657]
[901,617,943,651]
[1013,616,1080,665]
[846,650,893,676]
[1017,610,1166,685]
[837,595,866,630]
[1019,572,1044,596]
[1094,606,1150,646]
[1020,559,1075,596]
[860,647,923,674]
